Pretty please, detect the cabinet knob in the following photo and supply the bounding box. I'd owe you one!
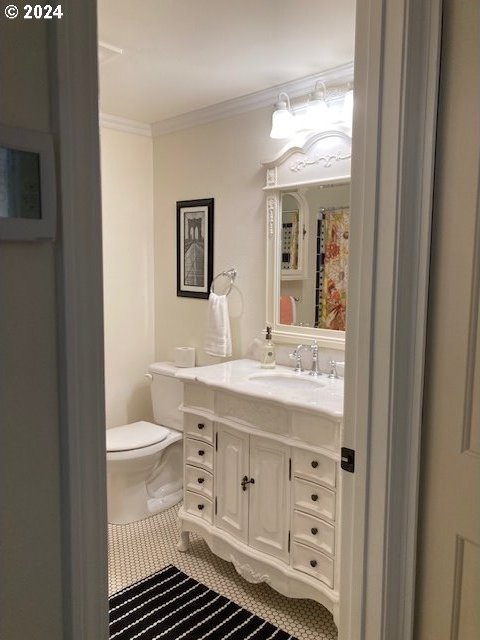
[311,527,318,535]
[198,450,205,456]
[197,477,205,484]
[197,504,204,511]
[311,494,318,502]
[311,460,319,469]
[198,423,205,430]
[310,560,318,568]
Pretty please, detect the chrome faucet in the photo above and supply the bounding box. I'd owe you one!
[308,341,321,376]
[289,341,321,376]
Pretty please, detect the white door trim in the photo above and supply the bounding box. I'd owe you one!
[341,0,442,638]
[54,1,442,639]
[50,2,109,638]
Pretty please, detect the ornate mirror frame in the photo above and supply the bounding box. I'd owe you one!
[262,129,352,349]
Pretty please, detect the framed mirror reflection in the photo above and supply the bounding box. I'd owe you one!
[279,183,350,332]
[263,130,352,349]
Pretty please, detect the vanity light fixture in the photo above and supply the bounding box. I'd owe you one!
[269,83,353,139]
[304,81,330,131]
[270,92,296,139]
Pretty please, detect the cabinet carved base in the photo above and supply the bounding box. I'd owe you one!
[229,555,271,585]
[178,507,339,625]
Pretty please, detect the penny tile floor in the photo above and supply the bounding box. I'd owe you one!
[108,503,338,640]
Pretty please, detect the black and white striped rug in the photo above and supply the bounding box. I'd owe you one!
[109,564,298,640]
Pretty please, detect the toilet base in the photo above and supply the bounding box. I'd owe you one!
[147,487,183,517]
[107,434,183,524]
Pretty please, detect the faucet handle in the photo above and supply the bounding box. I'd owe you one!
[328,360,339,379]
[289,348,304,372]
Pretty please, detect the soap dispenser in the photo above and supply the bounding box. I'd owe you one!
[260,325,276,369]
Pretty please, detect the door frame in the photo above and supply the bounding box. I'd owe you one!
[52,1,442,639]
[340,0,442,638]
[50,2,109,639]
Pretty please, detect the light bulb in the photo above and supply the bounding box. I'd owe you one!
[304,84,330,131]
[270,98,295,139]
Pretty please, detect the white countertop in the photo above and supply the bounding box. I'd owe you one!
[174,358,344,419]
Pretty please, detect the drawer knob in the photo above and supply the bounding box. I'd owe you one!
[311,460,319,469]
[311,494,319,502]
[197,504,204,511]
[310,560,318,568]
[311,527,318,535]
[198,450,205,456]
[197,477,205,484]
[198,423,205,430]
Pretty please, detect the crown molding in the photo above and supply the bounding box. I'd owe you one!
[151,62,354,137]
[99,113,152,137]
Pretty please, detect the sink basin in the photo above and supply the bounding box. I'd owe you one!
[247,372,325,392]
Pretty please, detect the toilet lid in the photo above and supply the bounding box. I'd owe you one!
[106,421,170,452]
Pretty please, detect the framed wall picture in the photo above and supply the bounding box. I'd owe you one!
[0,124,56,241]
[176,198,214,299]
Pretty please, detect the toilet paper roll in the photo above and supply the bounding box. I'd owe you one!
[174,346,196,368]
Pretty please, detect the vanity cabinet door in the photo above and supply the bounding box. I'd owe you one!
[248,435,290,562]
[215,425,249,543]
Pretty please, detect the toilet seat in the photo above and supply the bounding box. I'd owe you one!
[106,421,170,452]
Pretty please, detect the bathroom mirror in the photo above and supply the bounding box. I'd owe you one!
[263,130,351,349]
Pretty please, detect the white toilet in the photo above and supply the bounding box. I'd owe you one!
[106,362,184,524]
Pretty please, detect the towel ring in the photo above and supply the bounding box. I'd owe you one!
[210,268,237,296]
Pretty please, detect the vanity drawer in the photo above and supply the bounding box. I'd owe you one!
[184,491,213,525]
[292,510,335,556]
[184,414,214,444]
[292,541,334,588]
[292,449,336,489]
[185,438,214,472]
[185,465,214,499]
[293,477,335,522]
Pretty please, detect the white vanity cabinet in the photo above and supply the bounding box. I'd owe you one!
[216,427,290,561]
[177,375,343,624]
[215,425,249,542]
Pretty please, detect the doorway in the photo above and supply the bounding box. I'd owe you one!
[50,1,443,639]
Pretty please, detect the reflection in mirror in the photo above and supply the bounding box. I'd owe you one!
[279,182,350,331]
[281,193,302,274]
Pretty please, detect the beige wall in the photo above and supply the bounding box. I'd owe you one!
[153,108,284,365]
[0,20,63,640]
[100,128,155,427]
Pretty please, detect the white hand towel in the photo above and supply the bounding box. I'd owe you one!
[205,292,232,357]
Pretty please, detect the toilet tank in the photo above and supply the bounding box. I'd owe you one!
[148,362,184,431]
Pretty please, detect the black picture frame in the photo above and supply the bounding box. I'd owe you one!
[176,198,214,299]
